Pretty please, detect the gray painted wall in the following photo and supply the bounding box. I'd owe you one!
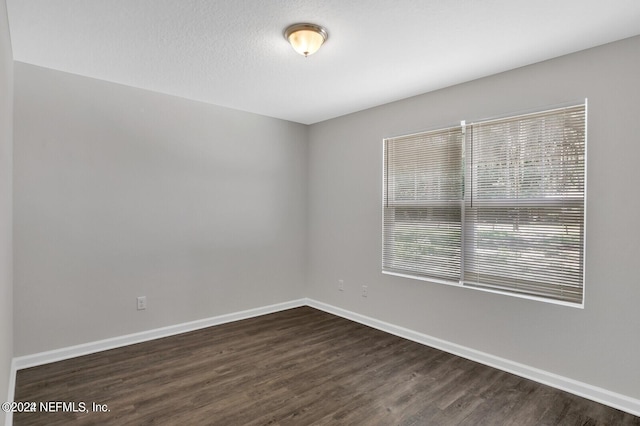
[0,0,13,423]
[9,29,640,406]
[13,63,308,355]
[307,36,640,399]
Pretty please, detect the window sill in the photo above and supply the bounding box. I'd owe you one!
[381,270,585,309]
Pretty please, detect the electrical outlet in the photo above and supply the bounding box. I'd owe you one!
[361,285,368,297]
[338,279,344,291]
[137,296,147,310]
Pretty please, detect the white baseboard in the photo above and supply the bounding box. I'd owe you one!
[9,297,640,419]
[13,299,306,371]
[304,298,640,417]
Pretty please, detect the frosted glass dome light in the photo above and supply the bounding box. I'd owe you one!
[284,23,328,57]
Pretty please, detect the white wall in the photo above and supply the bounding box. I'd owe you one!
[0,0,13,424]
[308,35,640,400]
[13,63,308,355]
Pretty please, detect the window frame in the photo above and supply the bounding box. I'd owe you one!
[382,101,587,308]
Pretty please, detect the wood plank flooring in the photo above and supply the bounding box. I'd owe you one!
[13,307,640,425]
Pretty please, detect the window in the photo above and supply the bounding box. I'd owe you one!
[383,103,586,305]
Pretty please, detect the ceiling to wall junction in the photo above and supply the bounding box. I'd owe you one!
[6,0,640,124]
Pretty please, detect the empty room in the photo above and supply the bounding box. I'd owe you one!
[1,1,640,425]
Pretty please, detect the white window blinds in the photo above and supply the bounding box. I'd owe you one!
[383,126,464,282]
[383,103,586,305]
[463,105,586,303]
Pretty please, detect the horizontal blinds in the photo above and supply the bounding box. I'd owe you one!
[383,127,463,282]
[385,127,464,206]
[463,105,586,303]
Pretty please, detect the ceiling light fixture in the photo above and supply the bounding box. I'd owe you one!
[284,23,328,57]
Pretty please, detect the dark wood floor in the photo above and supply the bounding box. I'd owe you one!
[13,307,640,425]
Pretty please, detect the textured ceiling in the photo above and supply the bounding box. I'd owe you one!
[6,0,640,124]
